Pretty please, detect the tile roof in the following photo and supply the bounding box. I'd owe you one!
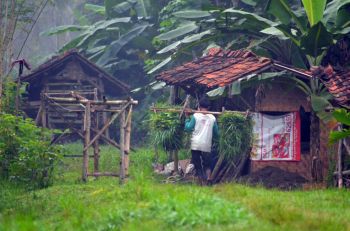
[313,65,350,109]
[156,48,272,88]
[21,50,130,93]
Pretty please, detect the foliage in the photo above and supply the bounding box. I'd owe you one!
[218,113,253,161]
[149,105,184,151]
[0,114,62,189]
[329,108,350,144]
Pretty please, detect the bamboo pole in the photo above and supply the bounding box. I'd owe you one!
[83,102,131,151]
[119,110,126,184]
[41,95,47,128]
[93,89,100,175]
[173,150,179,174]
[82,102,91,182]
[210,155,224,181]
[93,113,100,174]
[124,105,133,178]
[43,95,138,105]
[338,139,343,188]
[150,107,247,115]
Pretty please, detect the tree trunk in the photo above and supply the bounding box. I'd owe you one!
[310,110,322,182]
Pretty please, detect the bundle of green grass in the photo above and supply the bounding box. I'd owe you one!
[218,113,253,161]
[149,105,183,152]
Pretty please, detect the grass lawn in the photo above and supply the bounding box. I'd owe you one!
[0,143,349,231]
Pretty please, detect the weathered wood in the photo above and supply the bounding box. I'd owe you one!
[64,155,95,158]
[44,95,138,105]
[87,172,119,177]
[150,107,246,115]
[210,155,224,181]
[83,102,131,151]
[173,150,179,174]
[35,104,43,125]
[93,90,100,174]
[338,138,343,188]
[119,110,126,184]
[333,170,350,176]
[82,102,91,182]
[124,105,133,177]
[41,96,47,128]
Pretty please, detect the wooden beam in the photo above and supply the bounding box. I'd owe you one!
[41,95,47,128]
[338,138,343,188]
[44,95,138,105]
[83,102,131,151]
[87,172,119,177]
[124,105,133,177]
[150,107,247,115]
[82,102,91,182]
[119,110,126,184]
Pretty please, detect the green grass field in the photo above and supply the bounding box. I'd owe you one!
[1,143,349,231]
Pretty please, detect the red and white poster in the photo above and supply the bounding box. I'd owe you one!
[250,112,300,161]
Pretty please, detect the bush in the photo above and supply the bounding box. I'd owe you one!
[0,113,62,189]
[149,104,184,152]
[218,112,253,161]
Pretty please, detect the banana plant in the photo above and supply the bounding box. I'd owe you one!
[42,1,153,71]
[329,109,350,144]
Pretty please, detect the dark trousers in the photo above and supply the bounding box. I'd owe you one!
[191,150,212,179]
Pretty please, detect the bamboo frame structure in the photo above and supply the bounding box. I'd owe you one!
[38,91,138,184]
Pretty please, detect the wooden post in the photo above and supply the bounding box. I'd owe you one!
[124,105,133,178]
[93,89,100,175]
[82,102,91,182]
[173,150,179,174]
[93,113,100,174]
[119,109,126,184]
[338,139,343,189]
[41,95,47,128]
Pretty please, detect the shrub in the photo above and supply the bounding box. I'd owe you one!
[149,105,184,152]
[0,113,62,189]
[218,112,253,161]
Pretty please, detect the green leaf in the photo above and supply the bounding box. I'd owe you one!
[40,25,88,36]
[267,0,307,32]
[241,0,258,6]
[300,22,333,58]
[113,1,134,14]
[324,0,350,27]
[182,30,212,43]
[333,109,350,126]
[84,3,106,15]
[329,129,350,144]
[260,27,289,40]
[157,41,182,54]
[302,0,327,26]
[224,8,277,28]
[310,95,331,112]
[172,10,211,19]
[157,22,198,41]
[207,87,226,97]
[147,56,172,74]
[97,23,149,66]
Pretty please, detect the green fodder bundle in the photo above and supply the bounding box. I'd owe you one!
[219,113,253,161]
[149,107,183,152]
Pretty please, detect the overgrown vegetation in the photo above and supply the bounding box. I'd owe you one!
[1,145,350,231]
[218,112,253,161]
[149,105,184,152]
[0,113,62,189]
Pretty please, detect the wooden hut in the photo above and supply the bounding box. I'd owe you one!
[21,50,130,131]
[156,48,347,183]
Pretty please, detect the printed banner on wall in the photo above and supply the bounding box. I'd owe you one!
[250,112,300,161]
